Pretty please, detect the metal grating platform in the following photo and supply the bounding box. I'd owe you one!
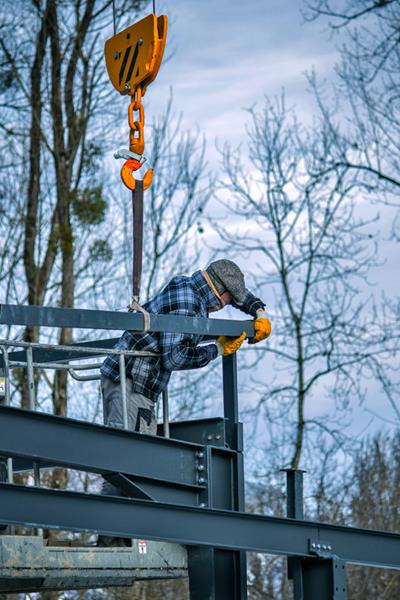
[0,535,187,593]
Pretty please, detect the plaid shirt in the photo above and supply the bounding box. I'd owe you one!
[101,270,265,402]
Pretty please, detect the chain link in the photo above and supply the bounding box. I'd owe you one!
[128,86,145,156]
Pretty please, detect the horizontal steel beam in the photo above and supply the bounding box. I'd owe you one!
[0,484,399,570]
[0,406,205,487]
[0,304,254,337]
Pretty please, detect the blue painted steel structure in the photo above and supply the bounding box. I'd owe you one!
[1,303,400,599]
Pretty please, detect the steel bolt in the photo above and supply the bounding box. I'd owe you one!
[322,545,327,550]
[139,37,143,45]
[316,544,321,549]
[199,503,206,508]
[215,435,221,440]
[311,543,316,549]
[328,545,332,551]
[207,435,213,441]
[124,83,131,91]
[197,465,204,472]
[196,451,204,459]
[198,477,205,484]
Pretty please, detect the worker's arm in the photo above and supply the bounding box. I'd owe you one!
[231,289,266,317]
[160,309,218,371]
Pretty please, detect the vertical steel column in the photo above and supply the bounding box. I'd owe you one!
[283,470,348,600]
[222,353,247,599]
[188,353,248,599]
[302,558,347,600]
[283,468,305,600]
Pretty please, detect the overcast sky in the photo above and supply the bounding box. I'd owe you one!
[147,0,337,157]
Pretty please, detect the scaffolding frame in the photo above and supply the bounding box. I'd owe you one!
[0,302,400,599]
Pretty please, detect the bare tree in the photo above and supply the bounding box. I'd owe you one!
[0,0,150,401]
[245,430,400,599]
[346,431,400,599]
[303,0,400,204]
[215,94,399,470]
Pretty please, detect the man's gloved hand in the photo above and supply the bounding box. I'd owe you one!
[216,332,247,356]
[249,311,272,344]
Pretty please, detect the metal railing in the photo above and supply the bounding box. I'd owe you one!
[0,338,171,493]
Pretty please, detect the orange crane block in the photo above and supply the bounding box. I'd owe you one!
[104,13,167,97]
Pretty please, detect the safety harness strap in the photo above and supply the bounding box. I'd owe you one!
[127,179,150,331]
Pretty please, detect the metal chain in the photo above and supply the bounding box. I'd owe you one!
[128,86,145,156]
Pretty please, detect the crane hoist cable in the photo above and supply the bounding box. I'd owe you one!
[104,6,168,318]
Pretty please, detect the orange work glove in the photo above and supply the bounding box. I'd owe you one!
[248,311,272,344]
[216,332,247,356]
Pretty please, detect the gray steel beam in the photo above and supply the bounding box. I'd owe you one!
[0,406,238,506]
[157,417,226,447]
[0,485,399,568]
[0,304,254,337]
[0,405,204,488]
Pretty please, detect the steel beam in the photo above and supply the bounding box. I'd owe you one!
[0,405,201,487]
[0,485,400,569]
[0,406,238,507]
[0,304,255,337]
[157,417,226,447]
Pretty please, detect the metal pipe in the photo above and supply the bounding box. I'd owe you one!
[0,346,11,405]
[33,462,41,486]
[119,353,129,429]
[9,360,105,371]
[68,369,101,381]
[27,346,41,535]
[6,459,13,483]
[162,388,170,438]
[0,337,158,358]
[26,346,36,411]
[0,347,14,509]
[33,462,43,536]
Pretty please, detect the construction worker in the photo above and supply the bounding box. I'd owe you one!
[97,259,271,546]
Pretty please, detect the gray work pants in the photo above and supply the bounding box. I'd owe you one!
[101,375,157,497]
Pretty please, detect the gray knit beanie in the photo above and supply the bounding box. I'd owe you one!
[206,259,245,305]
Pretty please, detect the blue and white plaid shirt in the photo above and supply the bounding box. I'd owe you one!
[101,270,265,402]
